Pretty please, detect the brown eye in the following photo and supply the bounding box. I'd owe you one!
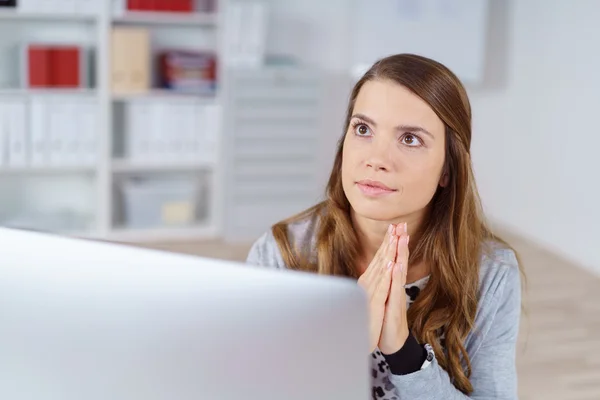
[354,123,371,136]
[402,134,420,146]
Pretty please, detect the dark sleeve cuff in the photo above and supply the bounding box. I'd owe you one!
[382,332,427,375]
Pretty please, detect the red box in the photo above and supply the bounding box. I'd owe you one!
[153,0,169,11]
[127,0,140,10]
[51,47,81,88]
[24,44,83,88]
[143,0,159,11]
[127,0,151,11]
[170,0,193,12]
[27,46,53,87]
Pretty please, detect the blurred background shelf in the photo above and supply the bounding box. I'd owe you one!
[112,159,215,173]
[111,89,217,102]
[0,10,98,22]
[0,166,96,175]
[0,0,324,244]
[0,88,97,97]
[112,11,217,27]
[105,223,218,242]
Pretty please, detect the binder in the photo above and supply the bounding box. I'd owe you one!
[47,100,69,166]
[149,101,168,162]
[29,97,50,167]
[0,102,8,167]
[204,104,220,162]
[189,103,203,160]
[158,102,174,161]
[181,103,198,161]
[78,100,98,167]
[6,100,28,168]
[62,100,79,166]
[126,101,153,161]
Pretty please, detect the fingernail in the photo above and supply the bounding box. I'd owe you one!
[388,224,393,234]
[404,222,408,233]
[387,261,393,269]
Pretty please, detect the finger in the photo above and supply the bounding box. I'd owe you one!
[392,234,410,291]
[369,230,397,302]
[385,224,400,264]
[385,260,408,323]
[362,224,394,284]
[370,233,397,289]
[395,232,409,280]
[372,224,394,265]
[374,257,394,304]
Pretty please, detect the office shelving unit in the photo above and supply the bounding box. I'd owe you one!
[0,1,226,242]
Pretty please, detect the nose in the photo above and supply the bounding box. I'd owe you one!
[365,137,393,171]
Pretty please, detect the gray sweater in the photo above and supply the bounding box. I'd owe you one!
[246,215,522,400]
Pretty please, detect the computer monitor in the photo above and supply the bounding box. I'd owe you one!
[0,228,369,400]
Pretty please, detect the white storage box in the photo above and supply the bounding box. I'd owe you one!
[121,177,203,229]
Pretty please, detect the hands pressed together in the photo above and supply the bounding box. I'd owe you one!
[357,223,410,355]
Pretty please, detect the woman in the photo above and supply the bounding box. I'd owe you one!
[246,54,522,399]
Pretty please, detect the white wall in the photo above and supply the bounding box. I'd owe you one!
[266,0,600,273]
[469,0,600,274]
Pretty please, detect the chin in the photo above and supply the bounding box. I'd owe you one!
[348,196,402,222]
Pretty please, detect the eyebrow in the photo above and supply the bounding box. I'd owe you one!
[351,113,435,139]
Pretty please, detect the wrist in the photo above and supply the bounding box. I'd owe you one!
[381,332,427,376]
[380,328,409,355]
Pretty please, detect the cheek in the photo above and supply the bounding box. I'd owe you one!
[341,136,354,173]
[397,152,445,201]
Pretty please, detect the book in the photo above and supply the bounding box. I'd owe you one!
[27,45,53,88]
[51,46,81,88]
[23,44,86,88]
[158,50,217,95]
[111,27,150,94]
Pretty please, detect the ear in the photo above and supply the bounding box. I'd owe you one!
[439,172,449,187]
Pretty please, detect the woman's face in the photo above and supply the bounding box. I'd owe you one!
[341,79,447,223]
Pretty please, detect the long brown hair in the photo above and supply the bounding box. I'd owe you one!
[272,54,514,394]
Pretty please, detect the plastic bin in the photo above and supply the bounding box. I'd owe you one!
[121,177,203,229]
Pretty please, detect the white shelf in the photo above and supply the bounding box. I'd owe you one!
[105,223,218,242]
[112,159,215,173]
[0,88,97,97]
[0,0,230,243]
[0,10,97,22]
[112,11,217,27]
[0,166,96,175]
[112,90,217,102]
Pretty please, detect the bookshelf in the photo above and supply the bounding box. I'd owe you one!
[112,11,217,26]
[111,158,215,173]
[0,10,98,22]
[0,0,226,241]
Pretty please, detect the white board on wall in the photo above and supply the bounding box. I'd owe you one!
[350,0,490,84]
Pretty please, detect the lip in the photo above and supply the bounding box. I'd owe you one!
[355,179,397,197]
